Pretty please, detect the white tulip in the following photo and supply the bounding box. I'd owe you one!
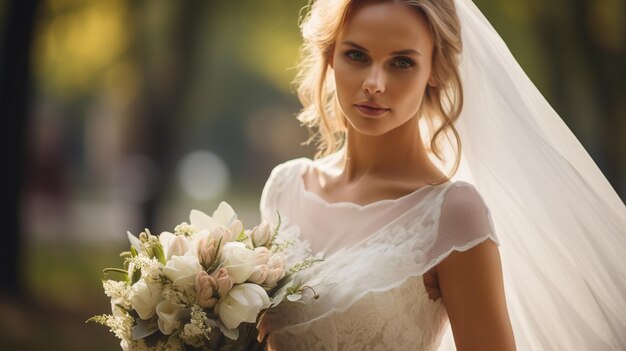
[221,242,255,284]
[130,279,162,320]
[215,283,270,330]
[162,254,203,290]
[209,225,234,243]
[156,300,183,335]
[228,220,244,240]
[190,202,237,233]
[127,231,142,252]
[212,202,238,227]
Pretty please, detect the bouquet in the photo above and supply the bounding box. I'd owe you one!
[88,202,321,350]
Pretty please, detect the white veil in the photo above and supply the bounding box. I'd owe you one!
[437,0,626,349]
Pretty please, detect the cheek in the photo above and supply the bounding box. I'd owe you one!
[334,62,358,88]
[394,78,427,115]
[333,65,361,103]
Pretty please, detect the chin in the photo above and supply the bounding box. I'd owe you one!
[346,118,400,137]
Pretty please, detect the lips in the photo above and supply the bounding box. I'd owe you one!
[354,104,390,117]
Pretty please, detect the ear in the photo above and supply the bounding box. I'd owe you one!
[427,74,437,87]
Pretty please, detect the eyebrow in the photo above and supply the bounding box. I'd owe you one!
[341,40,422,56]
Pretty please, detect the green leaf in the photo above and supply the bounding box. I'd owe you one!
[132,317,159,340]
[153,243,166,265]
[269,211,282,246]
[103,267,129,282]
[131,267,141,284]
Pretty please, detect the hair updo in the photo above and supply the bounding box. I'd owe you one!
[294,0,463,183]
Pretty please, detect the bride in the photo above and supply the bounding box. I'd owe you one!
[258,0,626,350]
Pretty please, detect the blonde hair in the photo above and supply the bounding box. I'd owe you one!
[293,0,464,184]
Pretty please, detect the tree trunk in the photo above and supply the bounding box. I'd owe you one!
[0,0,39,298]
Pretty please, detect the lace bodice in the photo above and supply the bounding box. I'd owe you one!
[267,276,448,350]
[259,155,499,350]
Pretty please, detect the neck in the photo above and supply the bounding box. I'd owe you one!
[339,117,432,182]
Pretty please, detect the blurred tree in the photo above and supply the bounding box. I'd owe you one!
[533,0,625,196]
[0,0,39,297]
[475,0,625,198]
[128,0,212,230]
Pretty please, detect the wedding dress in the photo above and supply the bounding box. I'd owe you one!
[257,0,626,349]
[259,151,499,350]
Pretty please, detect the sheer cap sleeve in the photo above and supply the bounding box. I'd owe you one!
[259,158,305,226]
[428,182,500,268]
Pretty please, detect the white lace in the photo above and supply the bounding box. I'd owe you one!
[259,157,499,350]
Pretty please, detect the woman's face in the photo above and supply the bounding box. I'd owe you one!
[331,1,435,136]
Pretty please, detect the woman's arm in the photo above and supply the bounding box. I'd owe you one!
[437,239,516,351]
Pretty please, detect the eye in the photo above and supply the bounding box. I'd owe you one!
[392,57,415,69]
[345,50,367,62]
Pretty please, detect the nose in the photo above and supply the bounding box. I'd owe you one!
[362,66,385,95]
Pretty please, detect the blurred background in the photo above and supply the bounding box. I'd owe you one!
[0,0,624,350]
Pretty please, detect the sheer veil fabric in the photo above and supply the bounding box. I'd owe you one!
[438,0,626,349]
[260,0,626,349]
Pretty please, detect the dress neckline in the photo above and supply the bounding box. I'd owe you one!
[297,157,451,211]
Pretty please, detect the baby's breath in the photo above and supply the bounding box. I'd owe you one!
[102,280,132,309]
[287,258,324,275]
[174,222,196,237]
[124,256,164,285]
[87,313,133,341]
[162,283,194,307]
[270,239,294,254]
[180,304,211,347]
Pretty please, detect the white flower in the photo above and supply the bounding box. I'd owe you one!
[127,231,142,253]
[221,242,255,284]
[159,232,191,260]
[190,202,237,233]
[156,300,183,335]
[162,254,203,290]
[130,279,163,320]
[209,225,234,243]
[215,283,270,329]
[190,202,243,242]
